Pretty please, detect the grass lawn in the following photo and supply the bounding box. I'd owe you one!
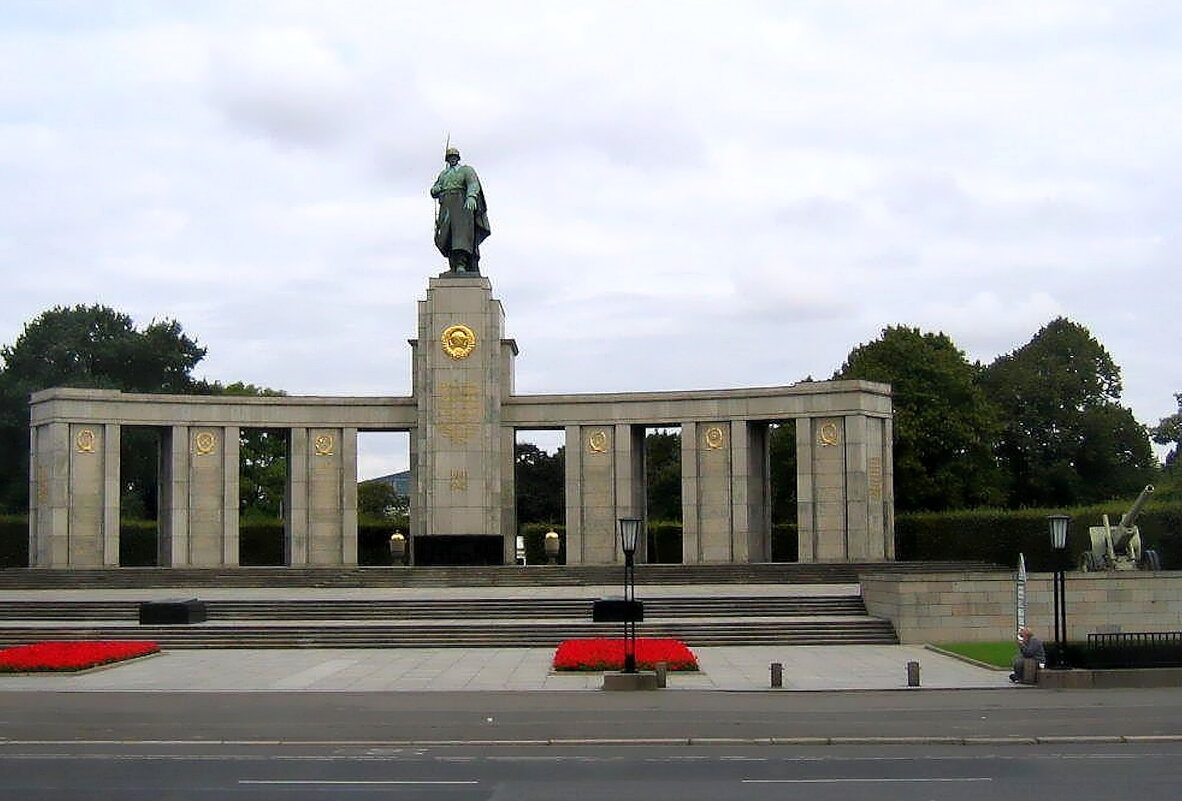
[934,641,1016,668]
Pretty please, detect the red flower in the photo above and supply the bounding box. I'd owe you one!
[0,641,160,673]
[553,638,698,671]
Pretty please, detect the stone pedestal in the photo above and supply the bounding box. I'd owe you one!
[411,276,517,561]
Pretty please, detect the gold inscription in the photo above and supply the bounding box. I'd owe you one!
[587,429,609,453]
[818,421,840,447]
[448,469,469,491]
[441,324,477,360]
[704,425,725,450]
[314,433,335,456]
[868,457,883,501]
[75,429,96,453]
[194,431,217,455]
[436,381,480,444]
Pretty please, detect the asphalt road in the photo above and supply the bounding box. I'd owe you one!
[2,688,1180,743]
[1,742,1181,801]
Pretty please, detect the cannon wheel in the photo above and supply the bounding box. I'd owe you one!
[1142,549,1163,571]
[1080,551,1100,572]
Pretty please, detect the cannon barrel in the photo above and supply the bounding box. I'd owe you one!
[1118,484,1155,529]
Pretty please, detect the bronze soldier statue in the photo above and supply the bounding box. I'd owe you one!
[430,146,490,274]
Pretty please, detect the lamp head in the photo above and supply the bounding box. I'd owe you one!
[1047,514,1071,550]
[618,518,641,555]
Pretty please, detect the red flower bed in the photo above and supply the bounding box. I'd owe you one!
[553,638,698,672]
[0,641,160,673]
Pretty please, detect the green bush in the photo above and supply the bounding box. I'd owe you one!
[646,520,682,563]
[897,501,1182,571]
[771,522,798,562]
[239,517,285,566]
[0,515,27,568]
[119,519,157,566]
[521,522,565,565]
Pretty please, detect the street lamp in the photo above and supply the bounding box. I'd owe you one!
[619,517,641,673]
[1047,514,1071,668]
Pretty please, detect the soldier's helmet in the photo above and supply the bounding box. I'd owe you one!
[445,146,460,159]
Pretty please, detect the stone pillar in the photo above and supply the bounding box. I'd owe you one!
[158,425,188,567]
[292,427,357,566]
[499,425,517,564]
[797,417,848,562]
[287,427,308,566]
[29,423,70,567]
[615,423,645,561]
[736,421,768,563]
[186,426,238,567]
[563,424,584,564]
[572,425,617,564]
[684,421,739,564]
[413,275,515,561]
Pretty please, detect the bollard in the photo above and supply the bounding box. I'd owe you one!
[770,662,783,688]
[906,660,920,687]
[655,662,667,689]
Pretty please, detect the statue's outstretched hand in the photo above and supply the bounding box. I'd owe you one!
[465,197,477,212]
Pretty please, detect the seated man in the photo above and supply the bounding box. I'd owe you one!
[1010,626,1046,682]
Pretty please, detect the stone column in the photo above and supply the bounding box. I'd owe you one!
[563,424,584,564]
[294,426,357,566]
[287,427,308,566]
[29,422,70,567]
[158,425,188,567]
[615,423,645,562]
[735,421,767,563]
[797,417,848,562]
[573,425,617,564]
[186,426,239,567]
[684,421,736,563]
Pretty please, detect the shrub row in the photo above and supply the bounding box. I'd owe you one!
[896,501,1182,571]
[6,504,1177,570]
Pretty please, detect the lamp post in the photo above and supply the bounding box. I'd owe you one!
[1047,514,1071,668]
[618,517,641,674]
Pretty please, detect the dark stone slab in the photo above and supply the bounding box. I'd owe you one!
[138,598,206,625]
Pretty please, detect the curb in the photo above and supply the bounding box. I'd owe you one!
[5,735,1181,747]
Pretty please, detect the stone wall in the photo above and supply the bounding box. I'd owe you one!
[862,571,1182,644]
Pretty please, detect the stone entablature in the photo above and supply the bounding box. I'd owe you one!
[28,276,895,569]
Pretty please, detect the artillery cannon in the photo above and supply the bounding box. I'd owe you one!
[1080,484,1163,572]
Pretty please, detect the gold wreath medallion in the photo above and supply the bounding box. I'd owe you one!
[314,433,335,456]
[441,324,477,360]
[587,429,609,453]
[818,421,840,447]
[194,431,217,455]
[75,429,96,453]
[704,425,725,450]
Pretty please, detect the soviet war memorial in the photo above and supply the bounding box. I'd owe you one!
[5,7,1182,795]
[26,144,894,570]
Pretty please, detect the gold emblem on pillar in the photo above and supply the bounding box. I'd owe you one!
[818,421,840,447]
[75,429,96,453]
[313,434,335,456]
[703,425,725,450]
[194,431,217,455]
[441,324,477,360]
[587,429,609,453]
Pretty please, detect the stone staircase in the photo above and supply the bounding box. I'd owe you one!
[0,561,1004,650]
[0,560,999,589]
[0,594,897,649]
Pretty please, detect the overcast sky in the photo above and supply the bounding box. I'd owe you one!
[2,1,1179,478]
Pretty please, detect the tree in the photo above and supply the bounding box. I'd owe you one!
[834,326,1003,512]
[515,441,564,525]
[1152,393,1182,468]
[979,317,1154,507]
[645,429,682,521]
[358,479,409,521]
[0,305,208,512]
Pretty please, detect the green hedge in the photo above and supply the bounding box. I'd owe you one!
[0,515,27,568]
[897,501,1182,571]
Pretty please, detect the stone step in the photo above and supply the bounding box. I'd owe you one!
[0,596,869,621]
[0,619,899,649]
[0,561,1001,589]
